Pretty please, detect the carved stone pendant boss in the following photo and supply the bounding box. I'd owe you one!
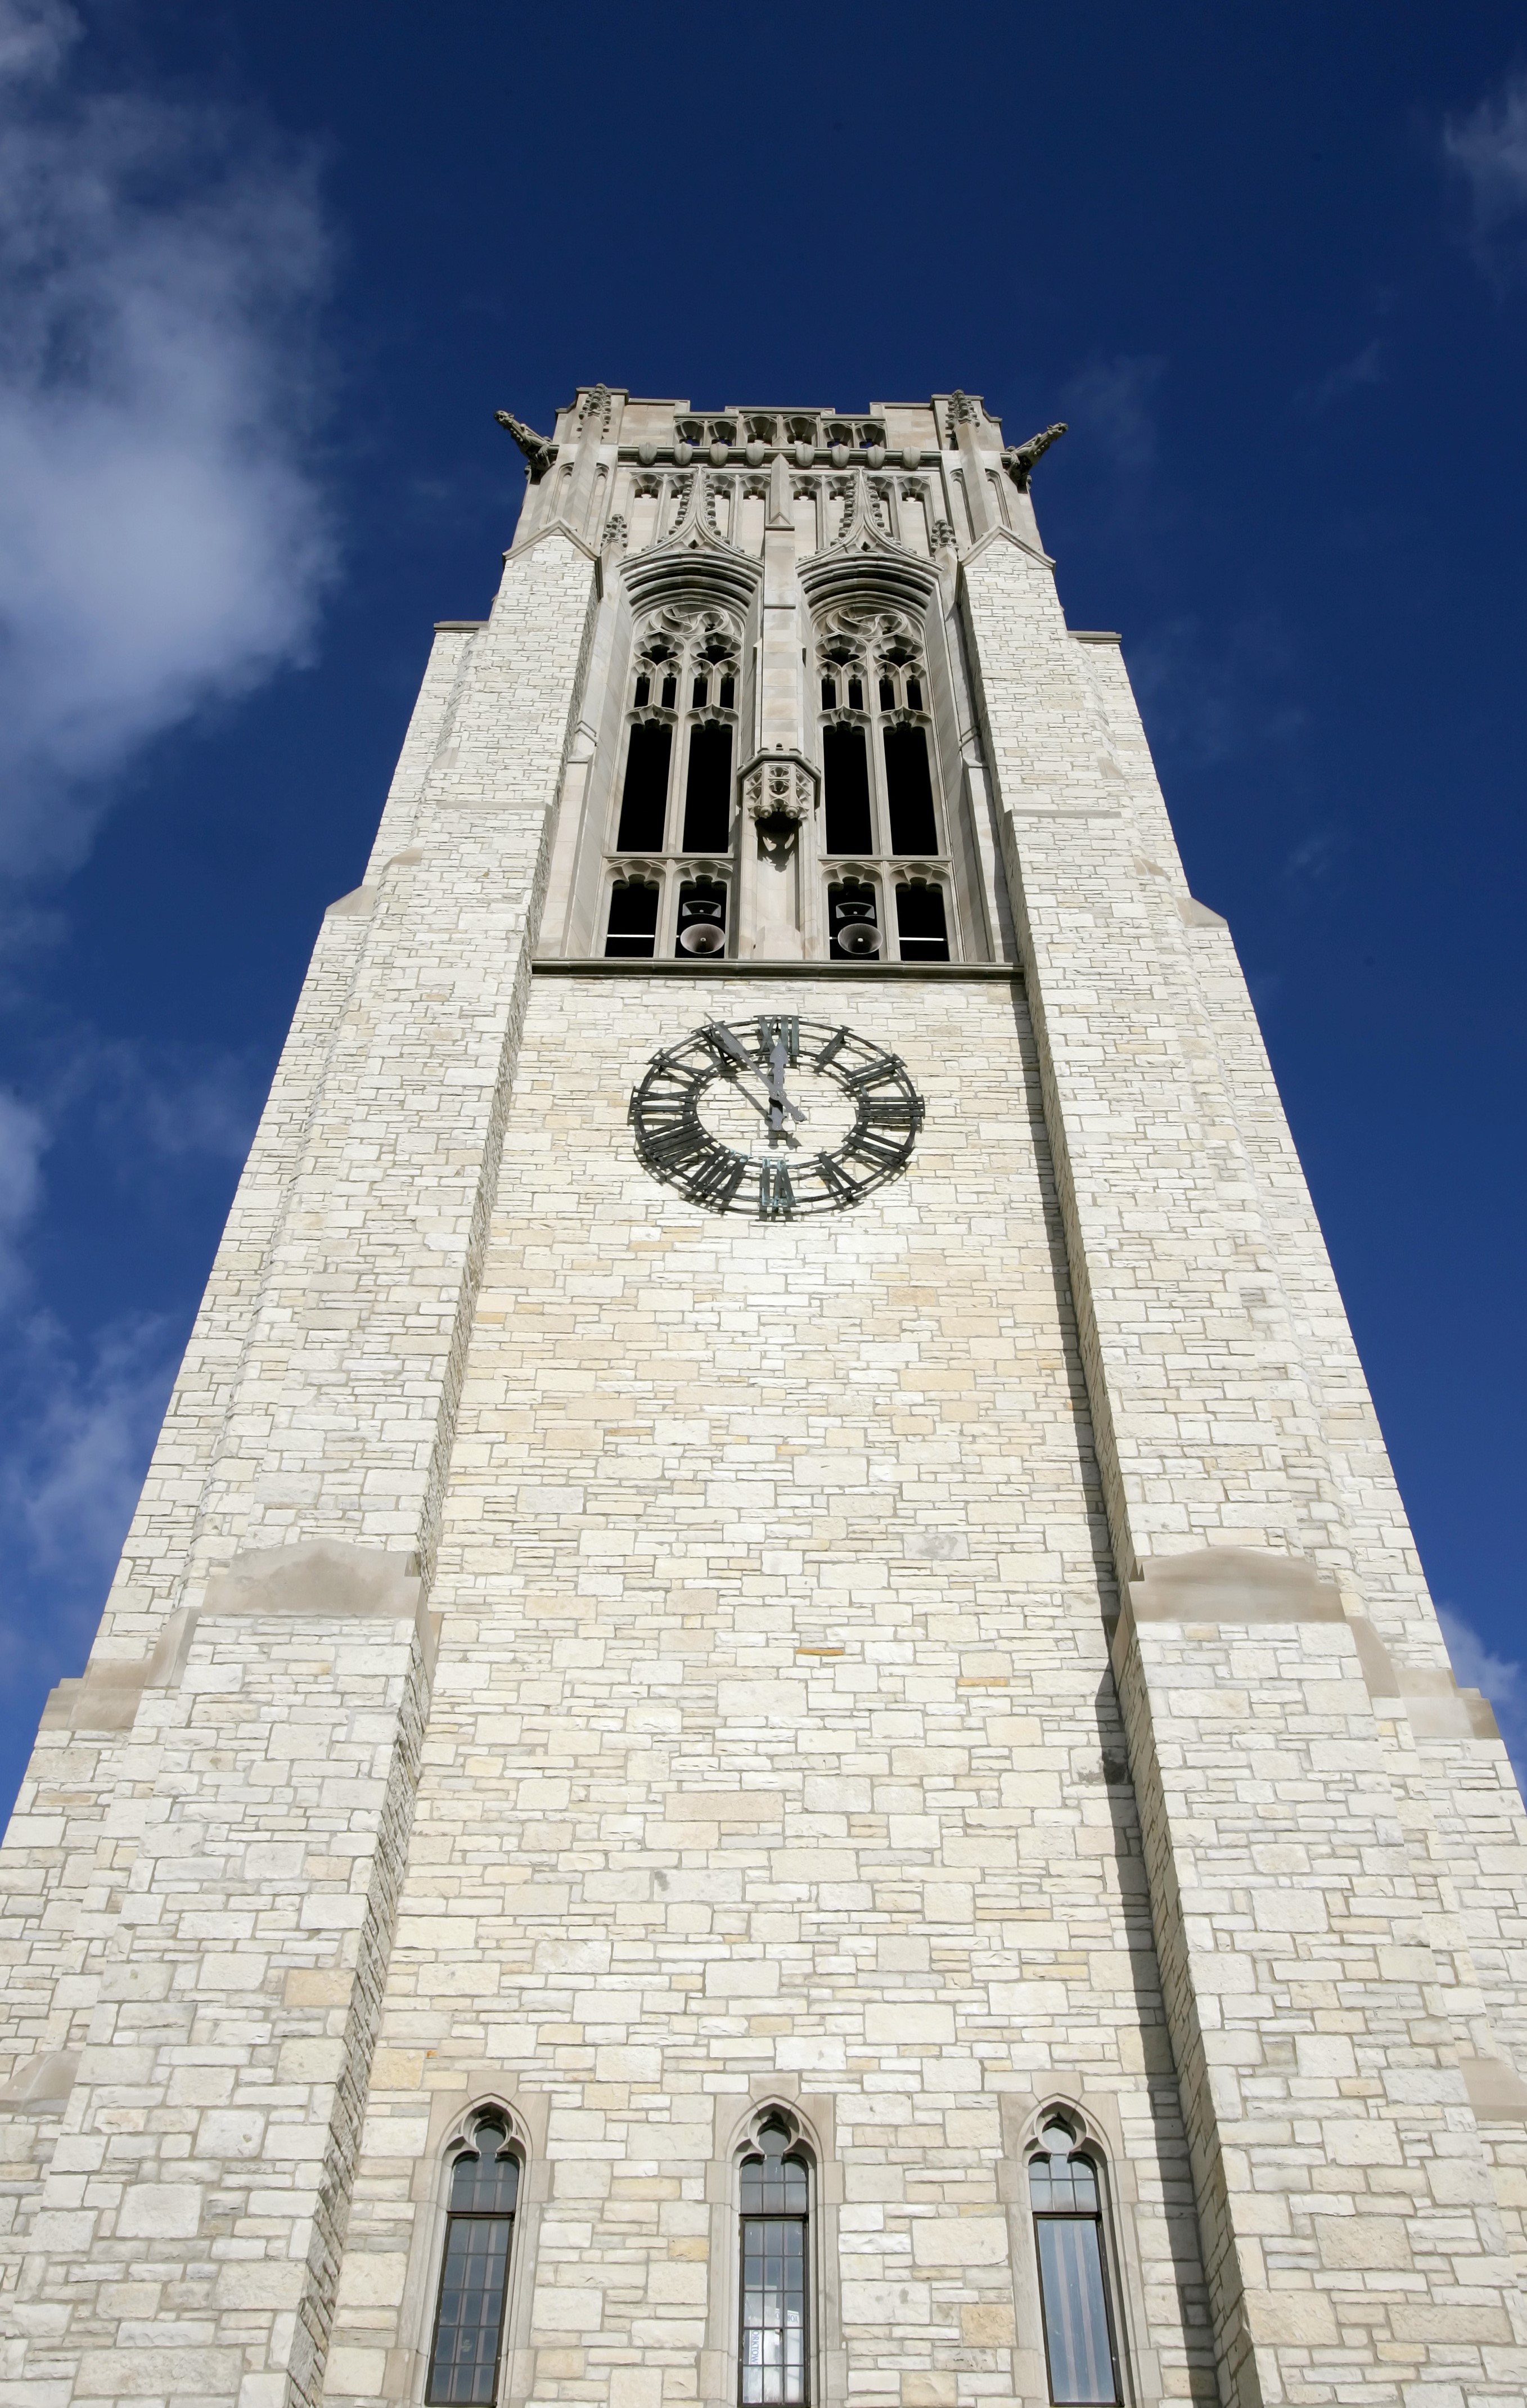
[629,1017,925,1218]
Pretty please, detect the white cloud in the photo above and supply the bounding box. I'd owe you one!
[0,1088,47,1302]
[1439,1606,1527,1791]
[1444,70,1527,233]
[0,0,336,874]
[9,1311,175,1576]
[1060,354,1165,472]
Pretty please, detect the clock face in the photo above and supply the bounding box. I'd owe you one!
[630,1016,925,1218]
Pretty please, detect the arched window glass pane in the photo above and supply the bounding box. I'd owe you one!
[882,724,938,854]
[450,2131,520,2213]
[740,2138,809,2407]
[895,885,948,962]
[682,724,733,852]
[427,2126,519,2407]
[1030,2149,1119,2408]
[605,880,659,958]
[740,2150,808,2214]
[822,726,872,856]
[617,722,672,851]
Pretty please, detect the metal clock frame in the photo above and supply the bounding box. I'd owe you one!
[629,1016,925,1219]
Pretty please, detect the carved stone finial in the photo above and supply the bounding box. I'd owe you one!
[745,758,812,854]
[602,514,629,554]
[1002,421,1068,490]
[495,410,557,482]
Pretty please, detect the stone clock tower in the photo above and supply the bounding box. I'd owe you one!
[3,388,1526,2408]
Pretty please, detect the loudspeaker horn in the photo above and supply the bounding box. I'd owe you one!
[838,920,881,957]
[679,921,727,955]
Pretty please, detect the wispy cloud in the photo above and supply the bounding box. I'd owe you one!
[3,1310,176,1589]
[1061,354,1165,472]
[1298,339,1386,415]
[0,1090,47,1304]
[1444,70,1527,229]
[1283,826,1347,887]
[1439,1606,1527,1792]
[0,1032,263,1736]
[63,1035,265,1166]
[0,0,337,876]
[1129,611,1305,768]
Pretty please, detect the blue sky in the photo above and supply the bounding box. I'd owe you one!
[1,0,1525,1813]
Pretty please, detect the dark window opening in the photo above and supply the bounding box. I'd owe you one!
[828,881,880,959]
[821,677,836,710]
[677,879,727,957]
[682,723,733,852]
[822,724,872,855]
[720,675,736,709]
[882,723,938,853]
[616,721,673,850]
[605,880,660,958]
[634,673,651,708]
[895,884,949,961]
[426,2124,519,2406]
[660,674,678,710]
[879,676,895,711]
[1030,2142,1120,2407]
[847,677,864,712]
[740,2123,809,2407]
[906,676,923,711]
[693,675,709,708]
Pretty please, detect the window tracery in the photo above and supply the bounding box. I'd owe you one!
[814,605,951,960]
[604,604,741,957]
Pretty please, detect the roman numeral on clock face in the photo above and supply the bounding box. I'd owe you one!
[642,1119,709,1169]
[684,1149,747,1207]
[844,1126,906,1169]
[843,1051,902,1094]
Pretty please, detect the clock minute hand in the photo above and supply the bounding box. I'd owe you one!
[765,1032,807,1138]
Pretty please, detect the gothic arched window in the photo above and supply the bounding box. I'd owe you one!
[1028,2120,1121,2407]
[738,2114,812,2406]
[426,2115,521,2406]
[605,606,740,957]
[815,605,951,961]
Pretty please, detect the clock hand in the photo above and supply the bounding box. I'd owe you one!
[764,1032,807,1140]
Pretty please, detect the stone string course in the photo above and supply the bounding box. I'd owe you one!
[2,402,1525,2408]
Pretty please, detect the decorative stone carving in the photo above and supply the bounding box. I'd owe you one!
[494,409,557,481]
[602,514,629,553]
[1002,420,1069,489]
[744,755,813,852]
